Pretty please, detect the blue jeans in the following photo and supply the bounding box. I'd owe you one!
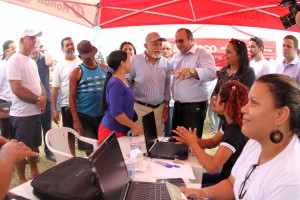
[56,89,62,112]
[208,101,219,132]
[163,106,174,137]
[41,102,52,154]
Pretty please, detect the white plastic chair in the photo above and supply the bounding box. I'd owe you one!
[45,127,98,164]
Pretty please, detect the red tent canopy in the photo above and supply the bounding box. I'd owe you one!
[3,0,299,31]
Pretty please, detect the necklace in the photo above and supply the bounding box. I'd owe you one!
[224,68,237,83]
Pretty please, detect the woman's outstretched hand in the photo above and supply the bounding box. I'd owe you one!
[172,126,198,147]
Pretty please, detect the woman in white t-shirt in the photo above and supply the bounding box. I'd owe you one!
[0,40,16,138]
[181,74,300,200]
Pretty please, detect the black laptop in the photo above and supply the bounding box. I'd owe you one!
[142,111,188,160]
[90,132,173,200]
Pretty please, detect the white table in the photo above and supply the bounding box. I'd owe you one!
[9,136,203,199]
[118,135,203,187]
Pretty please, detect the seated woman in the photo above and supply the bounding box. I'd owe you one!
[181,74,300,199]
[173,80,249,187]
[98,50,143,143]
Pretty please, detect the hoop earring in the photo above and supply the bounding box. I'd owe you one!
[270,130,283,144]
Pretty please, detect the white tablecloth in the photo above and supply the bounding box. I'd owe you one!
[9,135,203,199]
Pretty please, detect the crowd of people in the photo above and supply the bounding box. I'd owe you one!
[1,27,300,199]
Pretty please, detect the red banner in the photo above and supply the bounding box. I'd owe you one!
[167,38,276,68]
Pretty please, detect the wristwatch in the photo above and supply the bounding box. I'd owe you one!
[189,68,195,76]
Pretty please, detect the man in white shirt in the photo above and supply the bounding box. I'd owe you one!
[51,37,81,156]
[248,37,270,78]
[170,28,216,139]
[0,40,16,139]
[7,29,46,184]
[162,41,173,61]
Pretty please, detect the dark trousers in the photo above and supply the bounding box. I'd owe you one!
[77,112,103,151]
[202,172,222,188]
[163,106,174,137]
[0,118,11,139]
[172,101,208,138]
[0,99,12,139]
[10,115,42,152]
[41,102,52,155]
[61,106,74,139]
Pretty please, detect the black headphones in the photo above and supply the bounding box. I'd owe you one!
[270,130,283,144]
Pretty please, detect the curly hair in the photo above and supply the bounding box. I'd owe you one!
[219,80,249,127]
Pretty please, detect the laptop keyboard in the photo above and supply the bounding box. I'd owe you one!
[152,142,175,157]
[136,182,168,200]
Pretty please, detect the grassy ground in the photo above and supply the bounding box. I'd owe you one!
[9,117,218,189]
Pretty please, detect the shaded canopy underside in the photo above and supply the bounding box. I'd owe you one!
[3,0,298,31]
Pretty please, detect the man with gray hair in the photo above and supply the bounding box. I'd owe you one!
[162,41,173,61]
[126,32,171,135]
[249,37,270,78]
[7,29,46,184]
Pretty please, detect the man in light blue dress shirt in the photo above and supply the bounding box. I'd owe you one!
[170,28,216,139]
[127,32,171,135]
[276,35,300,86]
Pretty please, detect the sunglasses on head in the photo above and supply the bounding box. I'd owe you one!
[230,38,242,46]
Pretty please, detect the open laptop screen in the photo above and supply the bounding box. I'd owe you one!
[142,111,159,153]
[90,132,130,200]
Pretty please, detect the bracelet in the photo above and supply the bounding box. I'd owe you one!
[201,188,208,198]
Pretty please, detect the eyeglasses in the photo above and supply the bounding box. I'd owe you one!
[162,48,171,50]
[238,164,258,199]
[175,39,187,44]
